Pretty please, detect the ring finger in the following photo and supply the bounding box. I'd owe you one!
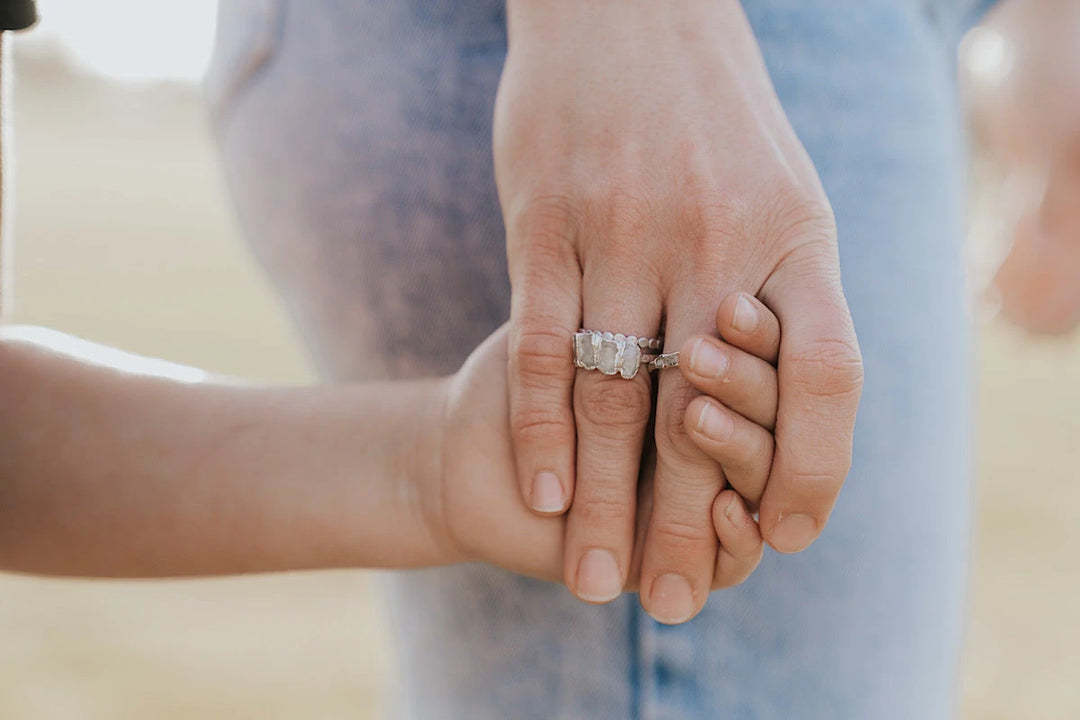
[564,273,662,604]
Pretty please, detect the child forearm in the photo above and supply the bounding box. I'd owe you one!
[0,328,450,577]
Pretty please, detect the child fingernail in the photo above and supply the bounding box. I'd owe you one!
[689,338,729,378]
[576,549,622,603]
[732,294,760,334]
[531,471,565,513]
[724,493,749,528]
[697,401,734,441]
[648,573,696,624]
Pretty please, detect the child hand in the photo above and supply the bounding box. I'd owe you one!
[676,292,781,591]
[434,291,779,611]
[437,324,566,582]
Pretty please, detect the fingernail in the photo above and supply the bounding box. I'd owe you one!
[697,401,734,441]
[576,549,622,603]
[770,513,818,554]
[689,338,729,378]
[732,294,760,334]
[724,493,749,528]
[648,573,696,624]
[531,472,565,513]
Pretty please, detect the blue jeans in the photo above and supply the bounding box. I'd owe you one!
[207,1,995,716]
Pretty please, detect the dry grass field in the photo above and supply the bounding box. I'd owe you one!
[1,49,1076,719]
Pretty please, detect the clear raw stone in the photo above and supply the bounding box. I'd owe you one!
[614,333,625,343]
[603,331,614,341]
[575,332,597,370]
[598,339,619,375]
[620,342,641,379]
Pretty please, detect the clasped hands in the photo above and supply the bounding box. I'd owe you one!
[438,295,789,625]
[429,0,864,625]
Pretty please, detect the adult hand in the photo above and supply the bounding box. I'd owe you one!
[495,0,863,623]
[437,322,764,590]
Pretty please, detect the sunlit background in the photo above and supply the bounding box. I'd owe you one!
[1,2,1078,718]
[16,0,216,83]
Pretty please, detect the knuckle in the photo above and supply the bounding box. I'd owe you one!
[576,377,651,435]
[573,493,633,527]
[508,194,577,250]
[778,467,849,507]
[745,424,776,464]
[672,197,742,276]
[652,518,715,555]
[506,194,582,285]
[511,327,574,385]
[657,385,703,459]
[689,176,836,256]
[788,337,865,401]
[589,187,654,239]
[759,179,837,248]
[510,406,572,447]
[578,192,669,288]
[729,428,775,477]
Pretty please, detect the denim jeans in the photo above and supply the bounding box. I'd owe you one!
[207,1,996,716]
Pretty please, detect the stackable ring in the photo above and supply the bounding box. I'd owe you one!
[646,352,680,371]
[574,329,669,380]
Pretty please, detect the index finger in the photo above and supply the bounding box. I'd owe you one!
[507,207,584,516]
[758,248,864,553]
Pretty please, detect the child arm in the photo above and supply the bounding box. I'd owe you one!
[0,328,453,577]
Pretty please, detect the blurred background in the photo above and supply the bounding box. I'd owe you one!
[0,2,1076,718]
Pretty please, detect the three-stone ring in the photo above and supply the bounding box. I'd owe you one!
[574,329,680,380]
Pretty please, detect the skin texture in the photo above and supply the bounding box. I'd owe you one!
[965,0,1080,333]
[0,328,450,576]
[443,294,778,599]
[496,0,863,622]
[0,295,773,589]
